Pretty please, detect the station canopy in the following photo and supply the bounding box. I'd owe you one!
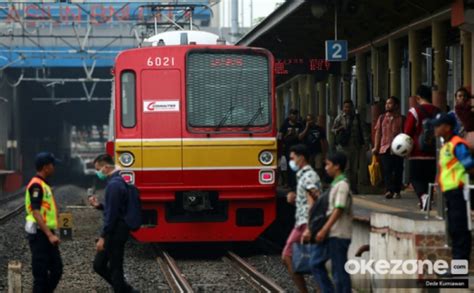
[238,0,452,82]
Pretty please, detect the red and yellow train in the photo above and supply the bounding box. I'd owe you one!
[108,32,278,242]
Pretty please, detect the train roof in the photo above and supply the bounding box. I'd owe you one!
[144,30,223,46]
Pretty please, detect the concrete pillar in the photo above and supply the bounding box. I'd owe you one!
[356,53,369,185]
[328,74,338,146]
[307,75,316,115]
[298,75,307,116]
[282,85,290,118]
[389,38,401,98]
[432,21,448,111]
[356,53,368,119]
[341,61,351,101]
[371,47,380,99]
[317,80,327,128]
[291,80,298,110]
[472,32,474,89]
[276,87,284,126]
[409,29,422,96]
[461,30,472,88]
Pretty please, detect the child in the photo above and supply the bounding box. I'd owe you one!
[433,113,473,274]
[310,152,352,293]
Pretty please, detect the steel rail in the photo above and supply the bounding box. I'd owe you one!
[0,203,24,225]
[155,247,194,293]
[225,251,284,293]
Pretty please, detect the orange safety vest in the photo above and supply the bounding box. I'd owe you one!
[438,136,469,193]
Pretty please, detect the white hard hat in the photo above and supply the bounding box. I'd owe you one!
[391,133,414,157]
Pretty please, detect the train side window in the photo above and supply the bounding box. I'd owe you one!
[121,71,136,128]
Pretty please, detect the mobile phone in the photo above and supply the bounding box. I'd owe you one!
[87,188,94,197]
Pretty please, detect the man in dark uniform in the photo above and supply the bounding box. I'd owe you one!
[25,152,63,293]
[88,154,138,293]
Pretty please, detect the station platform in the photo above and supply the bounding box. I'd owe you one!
[274,187,474,292]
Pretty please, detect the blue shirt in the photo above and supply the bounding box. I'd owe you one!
[101,172,127,237]
[455,143,474,170]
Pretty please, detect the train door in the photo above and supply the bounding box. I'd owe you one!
[140,69,183,184]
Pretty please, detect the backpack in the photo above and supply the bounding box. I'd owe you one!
[308,188,330,241]
[121,180,142,231]
[417,106,438,154]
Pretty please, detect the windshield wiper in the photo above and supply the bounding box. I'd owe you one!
[215,106,235,131]
[243,106,264,131]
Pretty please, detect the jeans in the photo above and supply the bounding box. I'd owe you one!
[409,159,436,204]
[311,237,351,293]
[93,220,132,293]
[28,230,63,293]
[444,189,472,261]
[380,152,404,193]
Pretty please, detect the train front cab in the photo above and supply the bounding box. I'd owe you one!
[114,45,277,242]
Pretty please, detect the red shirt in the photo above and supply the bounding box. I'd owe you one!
[404,103,440,158]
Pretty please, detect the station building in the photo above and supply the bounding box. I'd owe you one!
[238,0,474,288]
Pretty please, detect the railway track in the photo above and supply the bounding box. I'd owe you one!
[0,203,23,225]
[155,246,284,293]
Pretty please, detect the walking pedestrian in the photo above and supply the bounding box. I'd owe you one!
[278,109,304,190]
[299,114,328,176]
[282,144,321,293]
[310,152,352,293]
[453,87,474,149]
[332,100,367,194]
[372,97,405,199]
[433,113,473,274]
[88,154,138,293]
[25,152,63,293]
[404,85,440,210]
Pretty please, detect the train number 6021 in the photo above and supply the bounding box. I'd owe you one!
[146,57,175,67]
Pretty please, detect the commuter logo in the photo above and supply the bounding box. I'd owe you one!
[345,259,468,275]
[144,100,180,112]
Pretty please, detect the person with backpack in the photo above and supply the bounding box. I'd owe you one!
[88,154,139,293]
[332,99,367,194]
[404,85,441,210]
[310,152,353,293]
[372,96,405,199]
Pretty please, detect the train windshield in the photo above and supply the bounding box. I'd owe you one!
[186,51,270,129]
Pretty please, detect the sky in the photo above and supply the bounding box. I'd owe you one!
[218,0,282,28]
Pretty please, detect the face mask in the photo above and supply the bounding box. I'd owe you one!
[96,169,108,181]
[289,160,300,172]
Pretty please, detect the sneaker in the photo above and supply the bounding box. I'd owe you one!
[393,193,401,199]
[384,192,394,199]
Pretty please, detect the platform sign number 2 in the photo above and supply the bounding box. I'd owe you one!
[325,40,348,62]
[59,213,73,240]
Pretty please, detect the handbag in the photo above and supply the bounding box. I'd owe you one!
[291,243,312,275]
[368,154,382,186]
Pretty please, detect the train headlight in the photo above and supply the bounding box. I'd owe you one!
[259,151,274,166]
[118,152,134,167]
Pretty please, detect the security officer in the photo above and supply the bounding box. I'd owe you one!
[434,113,474,274]
[25,152,63,292]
